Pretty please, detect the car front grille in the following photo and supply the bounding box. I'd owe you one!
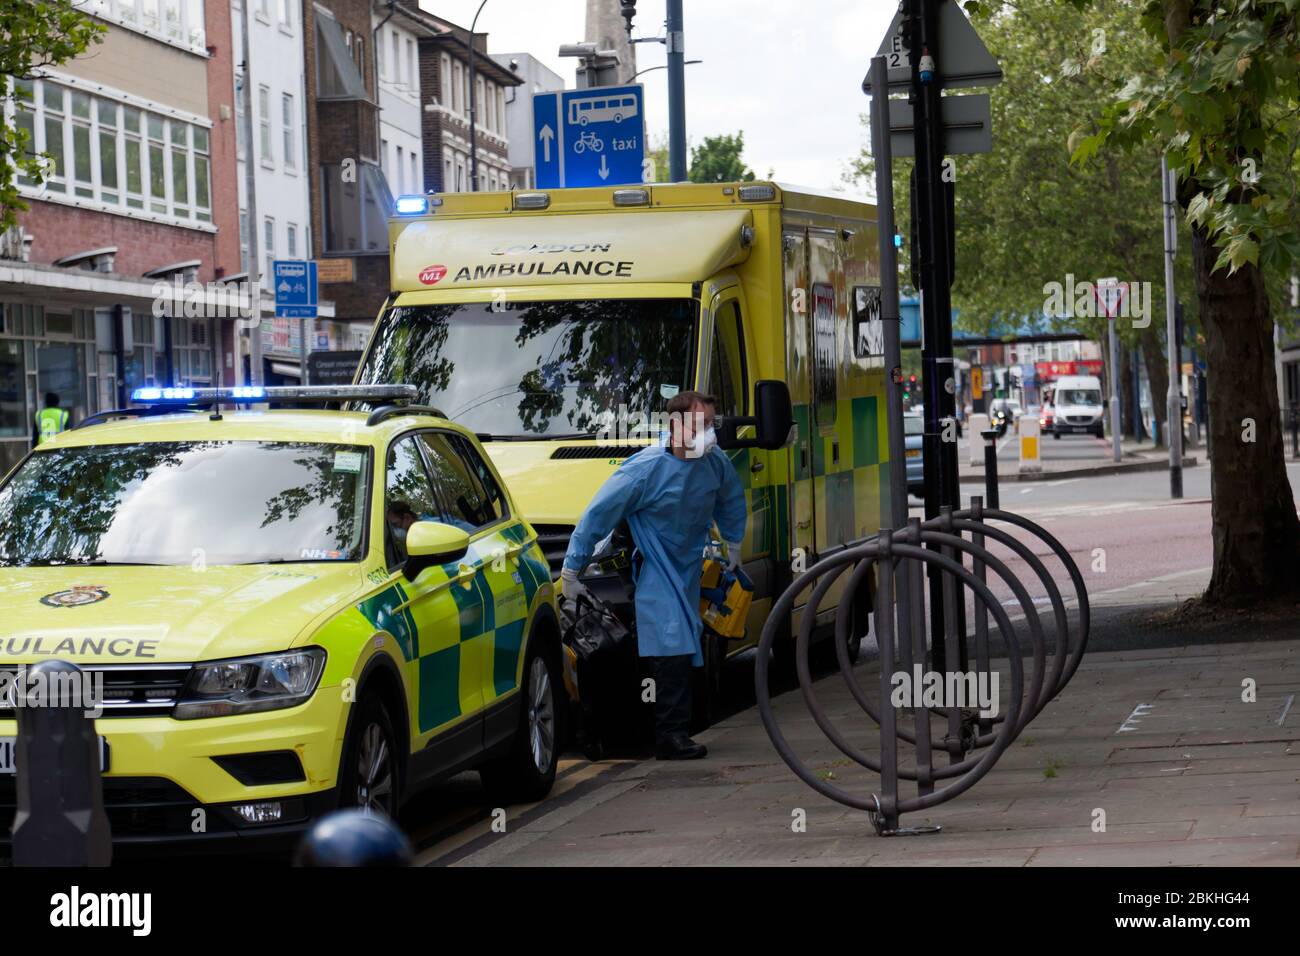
[0,776,215,840]
[0,663,192,719]
[531,524,575,580]
[1064,415,1097,425]
[550,444,647,460]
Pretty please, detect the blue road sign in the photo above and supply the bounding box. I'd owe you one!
[273,260,318,318]
[533,85,646,189]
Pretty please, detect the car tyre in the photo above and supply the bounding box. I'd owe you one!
[338,693,401,817]
[480,641,560,804]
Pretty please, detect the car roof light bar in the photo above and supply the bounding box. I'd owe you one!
[130,384,420,406]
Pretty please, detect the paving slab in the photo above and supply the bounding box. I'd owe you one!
[443,632,1300,867]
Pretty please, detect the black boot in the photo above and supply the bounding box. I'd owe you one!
[656,735,708,760]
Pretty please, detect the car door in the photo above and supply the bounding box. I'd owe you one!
[414,431,533,742]
[381,434,484,748]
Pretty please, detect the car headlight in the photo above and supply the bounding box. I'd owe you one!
[174,648,327,719]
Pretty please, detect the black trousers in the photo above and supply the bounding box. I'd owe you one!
[645,654,694,747]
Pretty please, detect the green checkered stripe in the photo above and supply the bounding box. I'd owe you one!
[355,521,549,735]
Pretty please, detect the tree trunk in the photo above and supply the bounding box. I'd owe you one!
[1139,326,1169,447]
[1190,223,1300,605]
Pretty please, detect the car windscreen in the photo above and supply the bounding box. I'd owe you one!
[1059,389,1101,406]
[355,299,696,438]
[0,441,370,567]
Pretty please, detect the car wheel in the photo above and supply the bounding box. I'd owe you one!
[339,693,400,817]
[480,643,560,804]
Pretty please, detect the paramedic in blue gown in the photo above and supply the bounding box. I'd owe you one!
[561,391,747,760]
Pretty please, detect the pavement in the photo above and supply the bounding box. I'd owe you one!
[957,434,1200,483]
[426,562,1300,867]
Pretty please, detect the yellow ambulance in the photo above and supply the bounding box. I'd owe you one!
[358,182,889,711]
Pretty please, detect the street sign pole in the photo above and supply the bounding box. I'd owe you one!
[869,55,908,534]
[1108,314,1122,462]
[910,0,962,674]
[1162,155,1183,498]
[666,0,687,181]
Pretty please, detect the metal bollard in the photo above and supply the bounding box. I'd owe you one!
[980,428,1000,510]
[294,809,413,866]
[12,660,111,866]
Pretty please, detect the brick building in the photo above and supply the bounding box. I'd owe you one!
[418,13,519,194]
[0,0,242,474]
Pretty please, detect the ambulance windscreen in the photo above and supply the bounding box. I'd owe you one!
[356,299,697,439]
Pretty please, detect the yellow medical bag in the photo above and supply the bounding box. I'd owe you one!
[699,559,754,639]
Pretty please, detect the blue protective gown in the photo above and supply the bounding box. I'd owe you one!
[563,442,747,665]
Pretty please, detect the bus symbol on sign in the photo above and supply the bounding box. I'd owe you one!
[567,93,639,127]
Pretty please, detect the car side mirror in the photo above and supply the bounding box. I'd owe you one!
[717,379,795,451]
[403,520,469,578]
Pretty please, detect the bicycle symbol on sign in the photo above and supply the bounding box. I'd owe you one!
[573,131,604,154]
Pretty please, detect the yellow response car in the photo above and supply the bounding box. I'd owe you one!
[0,385,562,853]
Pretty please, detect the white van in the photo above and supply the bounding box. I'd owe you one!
[1050,374,1105,438]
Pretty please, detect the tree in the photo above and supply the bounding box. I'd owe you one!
[0,0,103,232]
[849,0,1196,444]
[1067,0,1300,605]
[688,132,757,183]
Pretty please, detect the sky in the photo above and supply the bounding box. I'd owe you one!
[419,0,898,199]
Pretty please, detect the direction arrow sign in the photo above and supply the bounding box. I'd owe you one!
[863,2,1003,93]
[888,93,992,156]
[533,84,646,189]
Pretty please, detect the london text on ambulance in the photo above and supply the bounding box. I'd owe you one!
[1,636,160,658]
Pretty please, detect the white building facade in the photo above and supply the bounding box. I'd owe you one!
[491,52,563,190]
[231,0,312,284]
[373,3,432,198]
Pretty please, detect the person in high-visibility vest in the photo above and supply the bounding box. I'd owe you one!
[33,393,70,445]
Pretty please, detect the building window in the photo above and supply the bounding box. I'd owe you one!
[239,210,250,271]
[258,85,272,164]
[287,223,297,258]
[281,92,295,169]
[452,61,462,113]
[395,144,404,193]
[406,38,415,89]
[92,0,206,51]
[321,162,391,253]
[257,0,269,18]
[278,0,291,27]
[263,217,275,281]
[440,54,450,106]
[410,151,418,195]
[316,13,369,99]
[8,78,213,224]
[391,31,400,84]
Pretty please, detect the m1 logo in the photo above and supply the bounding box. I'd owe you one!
[418,264,447,285]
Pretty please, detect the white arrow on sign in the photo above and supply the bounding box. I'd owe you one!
[598,154,609,180]
[538,123,554,163]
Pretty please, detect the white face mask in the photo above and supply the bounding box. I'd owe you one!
[688,426,717,457]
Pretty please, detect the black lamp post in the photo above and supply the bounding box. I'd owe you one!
[467,0,489,192]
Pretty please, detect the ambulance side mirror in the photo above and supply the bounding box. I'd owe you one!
[754,379,795,450]
[717,380,794,451]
